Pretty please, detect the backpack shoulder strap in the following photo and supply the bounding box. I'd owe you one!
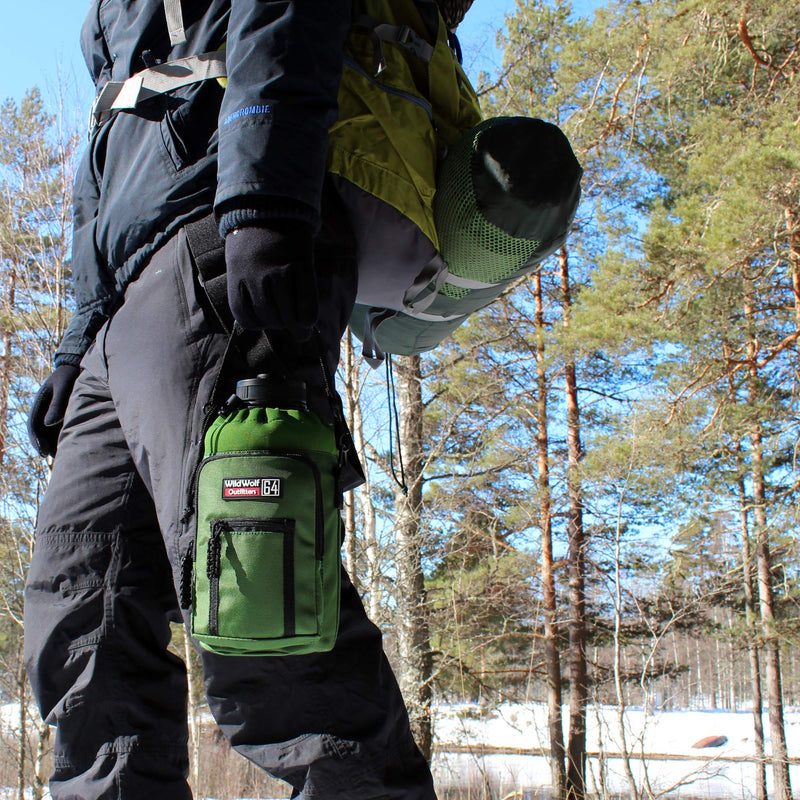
[164,0,187,46]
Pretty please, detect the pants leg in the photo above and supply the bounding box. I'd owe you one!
[201,569,435,798]
[25,223,436,799]
[24,365,192,799]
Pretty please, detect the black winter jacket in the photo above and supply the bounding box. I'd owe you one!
[57,0,351,366]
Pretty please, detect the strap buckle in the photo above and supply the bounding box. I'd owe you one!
[396,25,415,46]
[88,80,123,136]
[394,25,434,62]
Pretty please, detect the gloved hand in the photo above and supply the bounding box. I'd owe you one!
[224,221,319,340]
[27,364,80,458]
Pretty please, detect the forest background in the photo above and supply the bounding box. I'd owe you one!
[0,1,798,799]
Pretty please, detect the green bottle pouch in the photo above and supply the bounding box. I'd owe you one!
[191,405,342,656]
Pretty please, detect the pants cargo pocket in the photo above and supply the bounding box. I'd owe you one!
[24,530,116,720]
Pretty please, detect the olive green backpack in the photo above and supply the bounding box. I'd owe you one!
[330,0,582,364]
[327,0,481,363]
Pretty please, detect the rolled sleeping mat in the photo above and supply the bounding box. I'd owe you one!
[351,115,582,361]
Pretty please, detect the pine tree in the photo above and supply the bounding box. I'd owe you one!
[0,87,78,798]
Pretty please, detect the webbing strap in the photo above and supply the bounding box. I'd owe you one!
[184,214,232,333]
[374,22,434,62]
[443,272,500,290]
[164,0,187,46]
[403,308,466,323]
[361,308,393,367]
[352,15,434,74]
[403,260,448,313]
[90,51,227,129]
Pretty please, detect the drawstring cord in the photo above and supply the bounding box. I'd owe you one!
[385,354,408,496]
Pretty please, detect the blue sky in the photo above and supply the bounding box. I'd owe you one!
[1,0,604,113]
[2,0,95,108]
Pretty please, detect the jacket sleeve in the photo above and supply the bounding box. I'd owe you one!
[215,0,351,231]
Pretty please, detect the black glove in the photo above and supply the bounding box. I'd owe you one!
[224,221,319,340]
[27,364,80,458]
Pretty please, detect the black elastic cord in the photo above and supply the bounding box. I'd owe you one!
[313,327,365,496]
[448,29,463,64]
[385,355,408,496]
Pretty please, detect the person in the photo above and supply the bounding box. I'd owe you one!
[23,1,444,797]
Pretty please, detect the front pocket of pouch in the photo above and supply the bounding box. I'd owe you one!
[204,518,297,640]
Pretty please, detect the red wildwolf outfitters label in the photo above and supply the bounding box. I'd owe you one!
[222,477,282,500]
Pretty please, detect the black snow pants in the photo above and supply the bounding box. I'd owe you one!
[23,204,436,800]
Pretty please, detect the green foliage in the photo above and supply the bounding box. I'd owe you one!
[402,0,800,711]
[0,89,76,706]
[427,540,540,700]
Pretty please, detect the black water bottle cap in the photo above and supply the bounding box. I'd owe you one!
[235,374,308,411]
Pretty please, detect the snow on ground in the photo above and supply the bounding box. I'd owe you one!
[0,703,25,732]
[433,703,800,798]
[3,702,798,797]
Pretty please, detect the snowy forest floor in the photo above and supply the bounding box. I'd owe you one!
[433,703,800,799]
[2,702,798,799]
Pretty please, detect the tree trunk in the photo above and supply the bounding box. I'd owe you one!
[182,628,201,797]
[712,617,721,709]
[751,430,792,800]
[786,203,800,372]
[341,332,361,590]
[17,660,27,800]
[344,331,382,621]
[695,637,704,708]
[533,271,566,798]
[32,716,50,800]
[746,290,792,800]
[0,269,17,469]
[736,448,767,800]
[559,248,588,800]
[343,491,358,587]
[393,354,433,760]
[613,497,639,800]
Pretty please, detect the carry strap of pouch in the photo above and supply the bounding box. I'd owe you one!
[185,214,233,332]
[184,214,366,497]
